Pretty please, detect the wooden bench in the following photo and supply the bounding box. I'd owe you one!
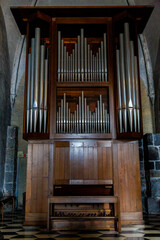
[0,196,15,220]
[47,196,121,232]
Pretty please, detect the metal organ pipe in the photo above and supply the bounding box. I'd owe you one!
[124,23,133,132]
[26,53,31,133]
[26,27,49,134]
[119,33,127,132]
[57,92,110,134]
[57,29,108,82]
[30,38,35,133]
[116,23,141,133]
[44,57,48,133]
[130,41,137,132]
[116,49,123,133]
[39,45,45,133]
[33,28,40,132]
[58,31,61,82]
[134,56,140,132]
[104,33,108,82]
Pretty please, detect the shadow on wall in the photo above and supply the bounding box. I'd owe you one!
[0,6,11,195]
[154,39,160,133]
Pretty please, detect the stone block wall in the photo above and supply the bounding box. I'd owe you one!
[3,126,18,196]
[140,134,160,214]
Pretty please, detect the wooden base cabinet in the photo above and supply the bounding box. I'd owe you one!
[25,140,143,226]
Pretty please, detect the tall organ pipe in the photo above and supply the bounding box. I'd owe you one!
[61,39,64,82]
[84,38,87,81]
[124,23,133,132]
[58,31,61,82]
[39,45,45,133]
[30,38,35,133]
[64,46,66,82]
[78,36,80,81]
[75,43,78,81]
[119,33,127,132]
[130,41,137,132]
[116,49,123,133]
[44,57,48,133]
[33,28,40,132]
[101,41,104,82]
[26,53,31,133]
[88,45,90,81]
[81,29,84,81]
[134,56,140,132]
[104,33,107,82]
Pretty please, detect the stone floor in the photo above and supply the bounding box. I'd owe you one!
[0,212,160,239]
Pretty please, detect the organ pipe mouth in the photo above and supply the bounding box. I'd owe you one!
[116,22,140,134]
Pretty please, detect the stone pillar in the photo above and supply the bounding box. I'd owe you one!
[143,133,160,214]
[3,126,18,196]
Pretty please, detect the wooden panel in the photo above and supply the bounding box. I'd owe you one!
[25,143,50,223]
[25,144,32,214]
[51,219,115,230]
[113,140,143,224]
[98,145,112,180]
[121,212,143,225]
[54,142,70,182]
[54,141,112,184]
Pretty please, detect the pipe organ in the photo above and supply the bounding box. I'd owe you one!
[11,5,153,231]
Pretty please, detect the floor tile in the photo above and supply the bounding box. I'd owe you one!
[99,231,117,234]
[17,232,40,235]
[121,233,145,237]
[100,238,126,240]
[35,234,58,238]
[0,228,21,232]
[3,235,17,239]
[78,234,102,238]
[146,238,160,240]
[11,235,37,239]
[10,238,37,240]
[1,212,160,240]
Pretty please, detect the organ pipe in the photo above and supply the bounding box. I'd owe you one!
[30,38,35,133]
[56,92,110,134]
[57,29,108,82]
[119,33,127,132]
[116,23,141,133]
[39,45,45,133]
[124,23,133,132]
[116,50,123,133]
[26,53,31,133]
[26,27,49,134]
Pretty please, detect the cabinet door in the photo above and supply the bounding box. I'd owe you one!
[53,141,113,185]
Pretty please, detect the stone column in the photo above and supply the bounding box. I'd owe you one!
[143,133,160,214]
[3,126,18,196]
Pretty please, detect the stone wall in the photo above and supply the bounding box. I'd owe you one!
[140,134,160,214]
[0,7,11,196]
[3,126,18,196]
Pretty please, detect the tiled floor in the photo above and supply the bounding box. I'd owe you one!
[0,212,160,239]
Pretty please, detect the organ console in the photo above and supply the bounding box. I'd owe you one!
[11,5,153,231]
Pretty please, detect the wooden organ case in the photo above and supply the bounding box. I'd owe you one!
[11,6,153,231]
